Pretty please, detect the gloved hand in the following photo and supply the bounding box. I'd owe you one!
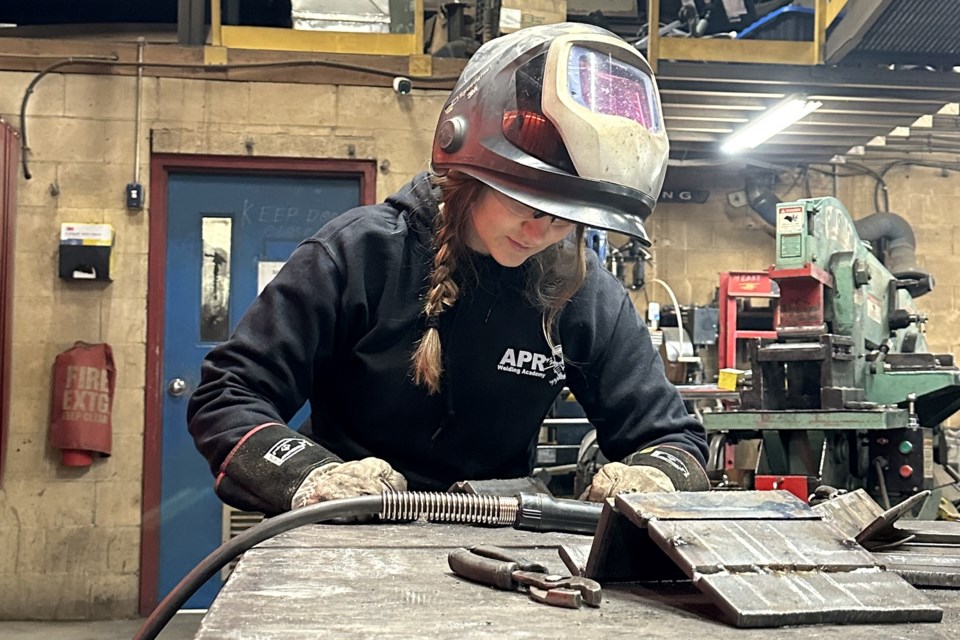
[580,446,710,503]
[580,462,675,502]
[290,457,407,515]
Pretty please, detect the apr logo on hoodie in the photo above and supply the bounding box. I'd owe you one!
[497,344,566,386]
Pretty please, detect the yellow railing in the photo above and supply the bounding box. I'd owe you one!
[645,0,848,71]
[208,0,424,57]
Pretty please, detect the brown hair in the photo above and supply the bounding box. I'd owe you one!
[411,171,588,394]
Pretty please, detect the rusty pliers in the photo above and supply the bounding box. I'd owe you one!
[447,545,602,609]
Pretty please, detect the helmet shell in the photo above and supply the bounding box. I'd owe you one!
[432,22,669,244]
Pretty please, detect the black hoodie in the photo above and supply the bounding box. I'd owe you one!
[187,173,708,513]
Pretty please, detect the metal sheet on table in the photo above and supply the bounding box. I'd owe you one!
[878,545,960,588]
[559,543,592,576]
[646,520,878,575]
[895,521,960,544]
[696,570,944,627]
[616,490,817,522]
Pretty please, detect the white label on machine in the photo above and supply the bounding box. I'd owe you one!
[777,205,804,234]
[499,7,521,31]
[257,261,286,295]
[536,448,557,464]
[866,294,883,324]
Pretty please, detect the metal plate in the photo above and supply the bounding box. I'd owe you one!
[615,489,817,522]
[646,520,878,575]
[877,544,960,588]
[895,521,960,545]
[696,570,943,627]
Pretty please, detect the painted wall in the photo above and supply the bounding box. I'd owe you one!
[0,64,957,619]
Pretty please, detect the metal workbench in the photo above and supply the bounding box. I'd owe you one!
[193,521,959,639]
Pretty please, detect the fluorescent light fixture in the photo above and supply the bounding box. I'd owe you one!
[721,96,823,154]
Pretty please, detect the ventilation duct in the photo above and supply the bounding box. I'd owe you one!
[854,212,933,297]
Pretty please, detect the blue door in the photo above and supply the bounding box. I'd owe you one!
[160,172,362,607]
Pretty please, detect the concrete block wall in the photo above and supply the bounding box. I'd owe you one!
[0,69,447,619]
[837,165,960,359]
[1,70,148,619]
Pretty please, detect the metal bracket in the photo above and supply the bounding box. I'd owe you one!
[814,488,960,588]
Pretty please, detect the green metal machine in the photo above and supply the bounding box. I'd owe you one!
[704,197,960,513]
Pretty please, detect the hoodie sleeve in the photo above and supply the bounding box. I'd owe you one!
[561,267,709,469]
[187,236,345,513]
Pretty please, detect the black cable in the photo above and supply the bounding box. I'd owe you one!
[802,160,890,212]
[778,165,805,200]
[872,159,960,213]
[19,56,119,179]
[804,163,877,179]
[133,494,383,640]
[19,55,462,179]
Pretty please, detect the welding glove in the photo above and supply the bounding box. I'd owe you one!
[290,457,407,516]
[581,446,709,503]
[215,423,343,516]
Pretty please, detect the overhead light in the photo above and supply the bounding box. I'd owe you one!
[721,96,823,154]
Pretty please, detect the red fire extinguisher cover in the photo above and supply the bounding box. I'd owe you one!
[49,341,115,457]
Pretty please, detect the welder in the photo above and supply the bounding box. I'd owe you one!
[187,22,710,518]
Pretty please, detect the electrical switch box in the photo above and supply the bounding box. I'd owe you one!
[125,182,144,210]
[59,223,114,281]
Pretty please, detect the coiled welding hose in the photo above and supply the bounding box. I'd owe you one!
[134,491,602,640]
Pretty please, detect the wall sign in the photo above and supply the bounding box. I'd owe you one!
[658,189,709,204]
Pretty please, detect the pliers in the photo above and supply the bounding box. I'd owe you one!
[447,545,603,609]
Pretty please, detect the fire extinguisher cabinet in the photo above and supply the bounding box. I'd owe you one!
[50,342,116,467]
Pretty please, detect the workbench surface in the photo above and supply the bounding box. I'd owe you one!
[193,522,958,639]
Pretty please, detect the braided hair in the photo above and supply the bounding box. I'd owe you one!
[410,171,587,394]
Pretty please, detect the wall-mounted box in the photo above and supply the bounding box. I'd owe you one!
[59,223,114,281]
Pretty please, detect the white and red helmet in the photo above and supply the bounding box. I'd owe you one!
[432,22,669,244]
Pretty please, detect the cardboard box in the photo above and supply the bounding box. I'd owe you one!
[500,0,567,34]
[568,0,637,17]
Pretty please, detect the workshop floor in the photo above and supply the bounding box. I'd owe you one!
[0,612,202,639]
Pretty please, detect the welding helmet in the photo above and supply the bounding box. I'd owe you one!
[432,22,669,244]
